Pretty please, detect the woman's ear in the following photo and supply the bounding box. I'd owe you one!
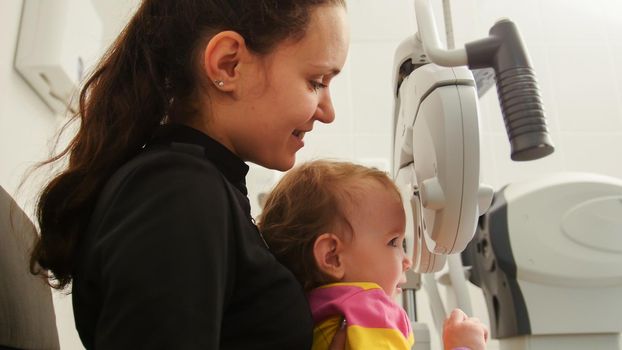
[202,31,247,92]
[313,233,346,281]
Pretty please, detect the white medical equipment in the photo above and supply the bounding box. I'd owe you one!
[462,173,622,349]
[388,1,622,349]
[393,0,554,277]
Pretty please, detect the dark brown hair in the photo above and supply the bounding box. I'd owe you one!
[258,160,400,291]
[31,0,346,290]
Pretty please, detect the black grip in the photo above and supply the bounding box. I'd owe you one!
[466,20,554,161]
[496,66,554,160]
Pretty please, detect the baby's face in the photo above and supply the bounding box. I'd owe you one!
[339,182,412,297]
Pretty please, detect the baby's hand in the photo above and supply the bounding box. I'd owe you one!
[442,308,489,350]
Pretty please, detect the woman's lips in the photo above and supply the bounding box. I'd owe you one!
[292,130,306,140]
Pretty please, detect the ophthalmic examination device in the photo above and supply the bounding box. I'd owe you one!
[392,1,622,349]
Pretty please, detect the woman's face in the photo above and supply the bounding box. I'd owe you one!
[212,4,350,171]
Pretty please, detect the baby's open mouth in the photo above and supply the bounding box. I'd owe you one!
[292,130,306,140]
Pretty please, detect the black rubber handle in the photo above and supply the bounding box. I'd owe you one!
[466,20,554,161]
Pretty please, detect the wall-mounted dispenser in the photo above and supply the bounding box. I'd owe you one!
[14,0,102,114]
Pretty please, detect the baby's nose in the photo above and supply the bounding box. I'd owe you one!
[403,254,413,271]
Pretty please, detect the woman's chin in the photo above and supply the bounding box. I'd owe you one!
[257,155,296,172]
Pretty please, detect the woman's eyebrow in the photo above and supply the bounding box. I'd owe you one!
[310,63,341,76]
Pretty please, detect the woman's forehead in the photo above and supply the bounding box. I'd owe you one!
[272,5,349,70]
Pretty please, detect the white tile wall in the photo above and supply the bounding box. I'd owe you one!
[349,42,400,134]
[347,0,418,42]
[560,132,622,176]
[601,0,622,42]
[540,0,610,45]
[548,45,622,132]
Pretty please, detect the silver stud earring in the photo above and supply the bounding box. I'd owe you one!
[214,80,224,87]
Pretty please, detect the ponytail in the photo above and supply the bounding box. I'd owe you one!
[31,3,176,288]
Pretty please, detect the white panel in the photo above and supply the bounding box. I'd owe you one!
[504,175,622,335]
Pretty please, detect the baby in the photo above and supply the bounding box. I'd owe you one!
[259,160,488,350]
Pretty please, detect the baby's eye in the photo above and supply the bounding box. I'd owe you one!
[388,237,399,247]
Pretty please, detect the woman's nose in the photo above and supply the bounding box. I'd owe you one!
[314,91,335,124]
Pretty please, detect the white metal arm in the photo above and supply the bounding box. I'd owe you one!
[414,0,467,66]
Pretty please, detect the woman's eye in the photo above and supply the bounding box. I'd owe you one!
[310,81,327,91]
[388,237,399,247]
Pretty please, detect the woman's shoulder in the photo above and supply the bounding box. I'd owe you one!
[97,145,231,211]
[119,145,227,188]
[130,144,223,178]
[88,145,235,241]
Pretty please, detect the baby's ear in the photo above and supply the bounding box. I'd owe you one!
[313,233,345,281]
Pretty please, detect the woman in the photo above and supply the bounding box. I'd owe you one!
[31,1,349,348]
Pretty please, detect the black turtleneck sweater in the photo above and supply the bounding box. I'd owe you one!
[72,124,313,349]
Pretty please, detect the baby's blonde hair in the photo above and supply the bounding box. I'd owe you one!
[258,160,401,291]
